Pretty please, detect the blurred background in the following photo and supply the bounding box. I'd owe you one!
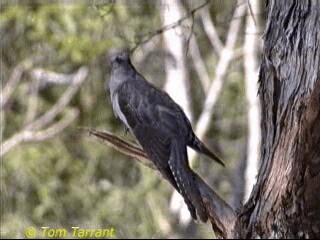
[1,0,265,238]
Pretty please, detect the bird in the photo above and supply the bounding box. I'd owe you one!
[107,49,224,222]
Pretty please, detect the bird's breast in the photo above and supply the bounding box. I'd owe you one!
[112,92,131,131]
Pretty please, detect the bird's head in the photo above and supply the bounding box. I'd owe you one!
[108,48,131,68]
[106,48,135,92]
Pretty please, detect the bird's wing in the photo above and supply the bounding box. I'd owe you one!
[117,81,208,221]
[117,80,183,139]
[116,80,180,176]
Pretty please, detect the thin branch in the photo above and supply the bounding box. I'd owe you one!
[0,67,88,158]
[83,128,153,169]
[0,109,78,157]
[189,35,211,92]
[1,132,26,158]
[133,37,160,65]
[85,128,236,238]
[189,0,247,164]
[246,0,257,26]
[24,78,40,126]
[1,59,34,109]
[185,13,195,56]
[0,109,4,141]
[25,67,88,131]
[200,6,224,56]
[130,0,210,53]
[24,109,79,142]
[29,68,79,88]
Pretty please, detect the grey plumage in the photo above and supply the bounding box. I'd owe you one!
[107,49,224,222]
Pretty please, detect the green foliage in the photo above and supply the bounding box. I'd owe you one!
[1,4,115,70]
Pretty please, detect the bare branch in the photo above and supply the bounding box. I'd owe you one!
[246,0,257,26]
[130,0,210,53]
[200,6,224,56]
[1,132,25,158]
[0,67,88,158]
[85,128,236,237]
[24,78,40,126]
[25,67,88,131]
[84,128,153,169]
[190,0,247,164]
[1,59,34,109]
[243,0,261,201]
[0,109,78,157]
[0,110,5,143]
[185,13,195,56]
[24,109,79,142]
[29,68,79,88]
[133,37,160,64]
[189,35,211,92]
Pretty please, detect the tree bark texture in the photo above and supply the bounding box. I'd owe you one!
[235,0,320,238]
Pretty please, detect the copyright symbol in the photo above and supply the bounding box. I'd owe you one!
[25,227,37,238]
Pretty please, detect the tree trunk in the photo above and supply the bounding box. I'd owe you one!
[160,0,194,225]
[160,0,192,120]
[243,0,261,202]
[235,0,320,238]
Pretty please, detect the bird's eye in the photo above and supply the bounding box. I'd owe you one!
[115,56,122,63]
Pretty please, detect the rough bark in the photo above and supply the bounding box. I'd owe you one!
[235,0,320,238]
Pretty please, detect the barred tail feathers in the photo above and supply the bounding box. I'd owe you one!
[168,138,208,223]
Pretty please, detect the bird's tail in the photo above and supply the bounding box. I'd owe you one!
[188,133,225,167]
[169,138,208,223]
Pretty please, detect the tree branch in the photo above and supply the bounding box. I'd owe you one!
[1,59,34,109]
[84,128,236,238]
[130,0,210,53]
[243,0,261,201]
[160,0,195,223]
[29,68,80,88]
[0,67,88,158]
[1,109,79,157]
[200,6,224,56]
[188,0,247,164]
[246,0,257,26]
[84,128,153,169]
[25,67,88,131]
[24,78,41,126]
[24,109,79,142]
[196,173,236,238]
[189,35,211,92]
